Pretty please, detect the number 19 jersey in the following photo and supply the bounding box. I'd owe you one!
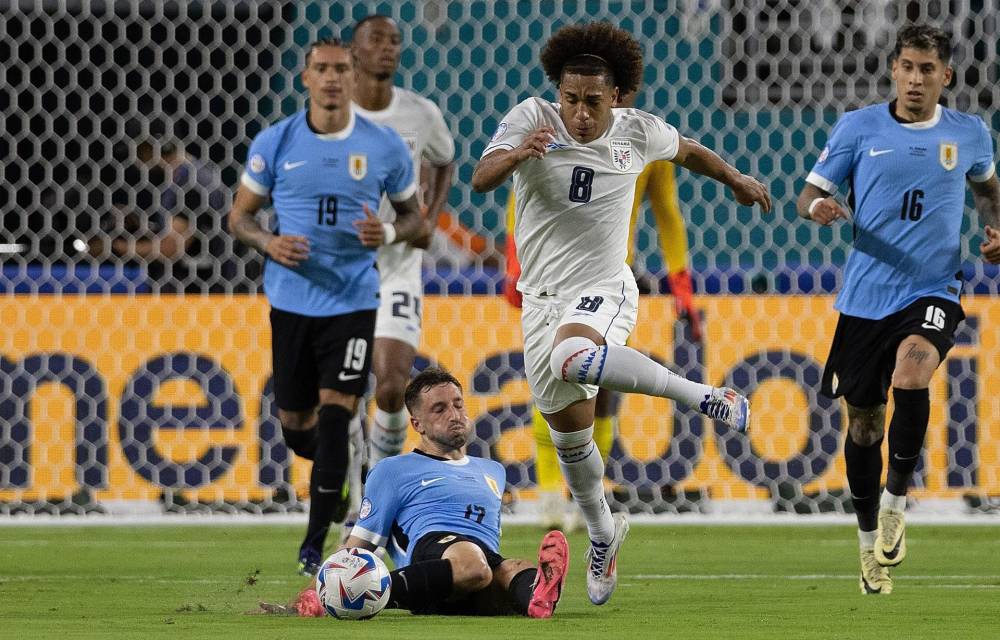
[241,110,415,317]
[483,98,679,296]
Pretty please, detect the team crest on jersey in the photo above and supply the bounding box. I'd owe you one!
[939,141,958,171]
[610,139,633,171]
[483,474,502,499]
[249,153,266,173]
[349,153,368,180]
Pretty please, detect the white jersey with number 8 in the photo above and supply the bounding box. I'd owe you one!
[482,97,679,297]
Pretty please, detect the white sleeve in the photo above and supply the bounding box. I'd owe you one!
[645,116,679,162]
[422,102,456,167]
[481,99,539,158]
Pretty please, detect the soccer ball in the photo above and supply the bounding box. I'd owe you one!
[315,548,392,620]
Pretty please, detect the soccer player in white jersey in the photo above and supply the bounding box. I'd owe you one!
[471,23,771,605]
[797,24,1000,595]
[350,16,457,466]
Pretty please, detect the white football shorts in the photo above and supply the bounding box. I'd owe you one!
[521,269,639,414]
[375,268,423,348]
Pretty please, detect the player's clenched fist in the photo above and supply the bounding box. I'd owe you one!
[808,197,850,226]
[981,225,1000,264]
[515,126,556,162]
[265,234,310,267]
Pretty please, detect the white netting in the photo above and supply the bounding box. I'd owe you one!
[1,0,999,518]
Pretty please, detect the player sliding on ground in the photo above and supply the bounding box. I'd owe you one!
[254,368,569,619]
[471,22,771,606]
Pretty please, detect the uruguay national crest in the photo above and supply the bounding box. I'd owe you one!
[610,139,632,171]
[483,474,502,499]
[349,153,368,180]
[939,141,958,171]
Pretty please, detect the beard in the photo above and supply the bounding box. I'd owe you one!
[428,424,469,451]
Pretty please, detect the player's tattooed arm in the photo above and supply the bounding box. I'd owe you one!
[969,174,1000,264]
[228,185,310,267]
[471,126,556,192]
[797,182,851,225]
[673,136,772,212]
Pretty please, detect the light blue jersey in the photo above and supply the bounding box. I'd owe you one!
[352,450,506,568]
[807,102,995,319]
[241,110,415,316]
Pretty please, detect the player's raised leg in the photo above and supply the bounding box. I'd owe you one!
[877,335,939,566]
[552,331,749,432]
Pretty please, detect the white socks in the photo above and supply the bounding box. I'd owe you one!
[369,407,409,464]
[857,528,877,549]
[549,426,614,542]
[881,490,906,511]
[551,336,714,409]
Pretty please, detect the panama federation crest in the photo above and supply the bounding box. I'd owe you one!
[610,139,633,171]
[939,141,958,171]
[349,153,368,180]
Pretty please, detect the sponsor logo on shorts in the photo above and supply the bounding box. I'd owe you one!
[436,535,457,544]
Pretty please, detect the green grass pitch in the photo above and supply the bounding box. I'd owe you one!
[1,524,998,639]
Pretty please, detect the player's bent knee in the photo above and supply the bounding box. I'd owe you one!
[550,336,600,383]
[847,404,885,446]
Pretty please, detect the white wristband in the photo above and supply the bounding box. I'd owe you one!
[381,222,397,245]
[808,197,825,216]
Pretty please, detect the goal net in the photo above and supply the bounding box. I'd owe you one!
[2,0,998,519]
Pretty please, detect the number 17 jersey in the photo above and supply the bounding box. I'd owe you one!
[483,98,679,296]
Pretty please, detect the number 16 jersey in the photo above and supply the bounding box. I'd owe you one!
[483,98,679,297]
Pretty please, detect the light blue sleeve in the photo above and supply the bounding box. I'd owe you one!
[968,117,996,182]
[239,128,279,196]
[806,114,858,194]
[352,461,402,548]
[384,131,417,202]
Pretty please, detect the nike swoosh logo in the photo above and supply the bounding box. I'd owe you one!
[920,322,941,331]
[893,452,920,461]
[316,486,339,494]
[868,148,894,157]
[420,477,445,487]
[338,371,362,381]
[284,160,307,170]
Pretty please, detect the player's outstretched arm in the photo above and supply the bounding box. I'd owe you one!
[227,185,310,267]
[471,126,555,193]
[338,535,379,553]
[672,136,771,213]
[796,182,851,226]
[969,174,1000,264]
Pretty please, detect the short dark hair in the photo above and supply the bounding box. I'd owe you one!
[352,14,392,37]
[894,24,952,63]
[540,23,644,94]
[404,367,463,413]
[305,37,347,67]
